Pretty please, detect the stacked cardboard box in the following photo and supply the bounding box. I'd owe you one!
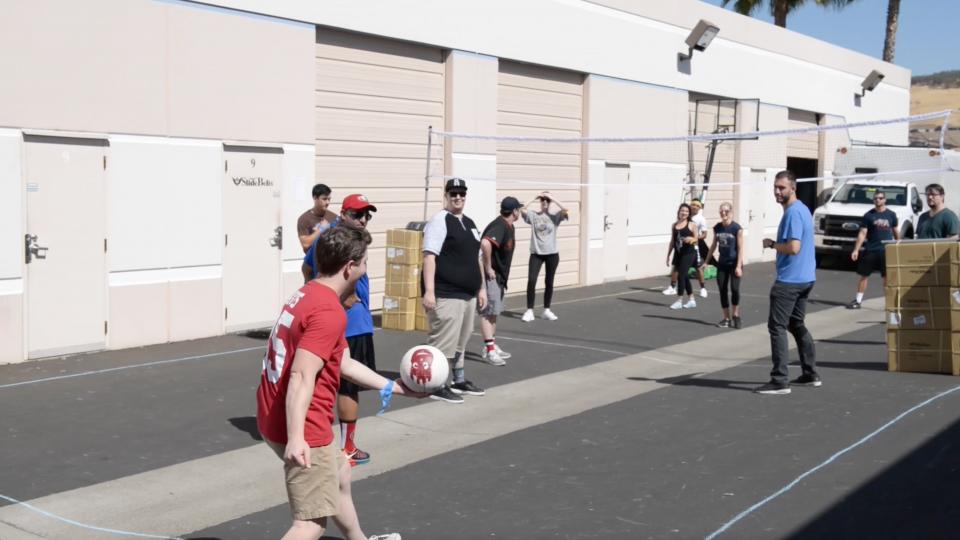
[382,229,428,331]
[884,241,960,375]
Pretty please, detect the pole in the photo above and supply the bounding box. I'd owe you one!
[423,126,433,221]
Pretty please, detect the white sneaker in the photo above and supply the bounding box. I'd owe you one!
[495,345,511,359]
[521,309,535,322]
[669,299,683,310]
[683,299,697,309]
[369,534,401,540]
[699,288,708,299]
[541,308,558,321]
[662,286,677,295]
[481,348,506,366]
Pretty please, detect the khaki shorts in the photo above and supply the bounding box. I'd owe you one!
[427,296,476,359]
[264,438,346,521]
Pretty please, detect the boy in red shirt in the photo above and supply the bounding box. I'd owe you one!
[257,225,419,540]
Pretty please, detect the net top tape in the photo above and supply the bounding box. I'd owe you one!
[432,111,952,145]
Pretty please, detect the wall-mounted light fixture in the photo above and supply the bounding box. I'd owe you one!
[857,70,885,98]
[679,20,719,63]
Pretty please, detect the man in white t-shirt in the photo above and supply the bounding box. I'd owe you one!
[663,198,709,298]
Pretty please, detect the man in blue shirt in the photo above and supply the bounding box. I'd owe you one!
[304,193,377,465]
[756,170,820,395]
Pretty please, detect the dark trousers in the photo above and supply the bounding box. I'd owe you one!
[716,267,741,309]
[527,253,560,309]
[768,281,817,384]
[673,251,696,297]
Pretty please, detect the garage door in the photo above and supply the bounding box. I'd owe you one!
[315,29,444,310]
[788,109,820,160]
[497,61,583,293]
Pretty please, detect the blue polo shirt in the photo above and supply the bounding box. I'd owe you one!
[303,220,374,337]
[775,200,816,284]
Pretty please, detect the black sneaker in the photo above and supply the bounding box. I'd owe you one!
[450,380,485,396]
[732,316,742,329]
[846,300,861,310]
[430,386,464,404]
[716,319,731,328]
[753,381,791,395]
[791,373,823,387]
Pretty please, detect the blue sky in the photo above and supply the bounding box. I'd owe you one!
[701,0,957,76]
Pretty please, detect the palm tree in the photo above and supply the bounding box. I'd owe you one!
[721,0,858,28]
[882,0,900,62]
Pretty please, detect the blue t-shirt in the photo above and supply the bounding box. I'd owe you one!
[303,220,374,337]
[775,200,816,284]
[712,221,742,267]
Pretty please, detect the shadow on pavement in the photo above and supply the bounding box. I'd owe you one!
[642,313,716,327]
[786,416,960,540]
[618,297,669,308]
[817,338,885,346]
[228,417,262,441]
[627,374,758,392]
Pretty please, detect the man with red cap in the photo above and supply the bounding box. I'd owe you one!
[303,194,378,466]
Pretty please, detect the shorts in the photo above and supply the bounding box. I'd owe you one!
[264,438,346,521]
[857,250,886,277]
[339,334,375,398]
[478,278,506,317]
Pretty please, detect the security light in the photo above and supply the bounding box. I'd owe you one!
[685,20,719,52]
[858,70,885,97]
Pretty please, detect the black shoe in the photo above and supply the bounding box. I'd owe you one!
[450,380,485,396]
[716,319,731,328]
[791,373,823,387]
[430,386,464,404]
[753,381,791,395]
[846,300,862,310]
[732,316,742,329]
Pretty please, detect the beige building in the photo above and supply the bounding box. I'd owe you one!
[0,0,911,363]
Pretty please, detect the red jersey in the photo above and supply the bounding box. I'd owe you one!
[256,282,348,447]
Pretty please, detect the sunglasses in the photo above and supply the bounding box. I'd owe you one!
[346,210,373,221]
[447,191,467,198]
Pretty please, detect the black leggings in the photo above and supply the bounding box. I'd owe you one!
[716,267,741,309]
[527,253,560,309]
[673,251,696,297]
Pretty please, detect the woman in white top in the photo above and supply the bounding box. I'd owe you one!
[521,192,569,322]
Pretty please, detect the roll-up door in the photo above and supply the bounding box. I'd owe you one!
[788,109,820,160]
[497,61,583,292]
[315,29,444,310]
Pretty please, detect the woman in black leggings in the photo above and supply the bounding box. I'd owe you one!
[521,191,569,322]
[666,203,699,310]
[702,202,744,328]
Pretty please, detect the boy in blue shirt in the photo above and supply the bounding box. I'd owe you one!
[304,194,377,464]
[756,170,820,395]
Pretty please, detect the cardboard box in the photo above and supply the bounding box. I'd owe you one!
[386,229,423,265]
[886,330,960,375]
[885,241,960,287]
[382,296,418,331]
[415,301,428,331]
[884,287,960,330]
[385,263,421,298]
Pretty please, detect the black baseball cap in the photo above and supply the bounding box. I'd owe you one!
[445,178,468,193]
[500,196,522,211]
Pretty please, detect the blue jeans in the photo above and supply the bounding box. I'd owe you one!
[768,281,817,384]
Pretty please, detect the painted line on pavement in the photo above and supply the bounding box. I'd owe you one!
[0,346,265,389]
[486,333,629,356]
[705,383,960,540]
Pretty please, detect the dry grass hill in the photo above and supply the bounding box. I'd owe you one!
[910,71,959,146]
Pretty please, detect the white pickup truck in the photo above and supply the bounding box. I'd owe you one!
[812,145,960,263]
[813,179,924,261]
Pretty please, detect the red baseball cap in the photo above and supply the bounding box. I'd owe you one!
[342,193,377,212]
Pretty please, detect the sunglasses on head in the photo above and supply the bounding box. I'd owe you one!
[346,209,373,221]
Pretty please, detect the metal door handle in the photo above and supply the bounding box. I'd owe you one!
[25,234,48,264]
[603,215,612,231]
[269,226,283,250]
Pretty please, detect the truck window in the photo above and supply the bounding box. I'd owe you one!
[831,184,907,205]
[854,167,879,174]
[911,188,922,212]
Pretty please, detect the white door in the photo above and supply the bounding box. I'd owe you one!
[24,135,107,358]
[744,168,769,262]
[223,146,282,332]
[603,165,630,281]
